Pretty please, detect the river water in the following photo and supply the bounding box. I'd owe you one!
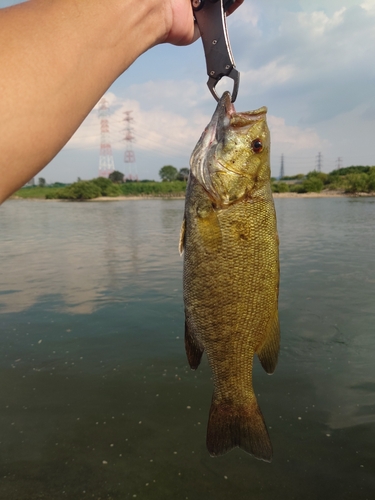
[0,197,374,499]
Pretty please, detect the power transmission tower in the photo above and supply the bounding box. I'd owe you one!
[316,152,323,172]
[123,111,138,181]
[98,98,115,178]
[335,157,343,170]
[279,154,285,179]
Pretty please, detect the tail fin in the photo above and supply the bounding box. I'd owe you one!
[206,398,272,461]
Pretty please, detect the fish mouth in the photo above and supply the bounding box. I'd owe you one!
[211,92,267,142]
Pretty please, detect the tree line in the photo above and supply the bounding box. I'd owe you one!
[109,165,190,183]
[272,166,375,194]
[158,166,189,182]
[44,177,188,200]
[18,165,375,199]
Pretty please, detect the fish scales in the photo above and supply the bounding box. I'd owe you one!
[180,92,279,461]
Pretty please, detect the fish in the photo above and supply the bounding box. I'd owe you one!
[179,91,279,461]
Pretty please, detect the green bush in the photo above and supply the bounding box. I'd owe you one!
[326,173,345,189]
[329,166,371,177]
[366,167,375,192]
[54,181,102,200]
[104,184,122,197]
[272,182,289,193]
[45,178,123,200]
[306,171,329,184]
[344,173,369,193]
[120,181,186,196]
[289,184,307,193]
[289,180,324,193]
[281,174,305,180]
[91,177,114,196]
[45,192,58,200]
[302,177,324,193]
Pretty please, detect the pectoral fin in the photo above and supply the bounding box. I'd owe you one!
[256,310,280,374]
[196,205,222,254]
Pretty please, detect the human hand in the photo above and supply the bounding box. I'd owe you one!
[162,0,244,46]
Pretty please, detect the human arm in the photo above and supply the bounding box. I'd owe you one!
[0,0,242,203]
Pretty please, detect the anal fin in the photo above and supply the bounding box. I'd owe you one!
[257,310,280,374]
[185,320,204,370]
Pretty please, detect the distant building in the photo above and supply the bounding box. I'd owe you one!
[24,178,35,187]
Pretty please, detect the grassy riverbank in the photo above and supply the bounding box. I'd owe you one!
[14,180,188,200]
[272,165,375,194]
[13,186,64,199]
[11,166,375,200]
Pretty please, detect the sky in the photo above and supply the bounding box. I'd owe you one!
[2,0,375,182]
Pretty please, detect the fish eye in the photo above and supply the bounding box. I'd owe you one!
[251,139,263,153]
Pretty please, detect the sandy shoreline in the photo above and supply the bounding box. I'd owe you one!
[9,195,185,202]
[9,190,375,202]
[274,190,347,198]
[273,191,375,198]
[90,195,186,201]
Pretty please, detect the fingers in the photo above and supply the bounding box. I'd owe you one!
[165,0,243,47]
[191,0,243,44]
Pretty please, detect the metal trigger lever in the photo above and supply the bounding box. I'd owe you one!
[192,0,240,103]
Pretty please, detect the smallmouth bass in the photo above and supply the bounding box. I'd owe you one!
[179,92,279,461]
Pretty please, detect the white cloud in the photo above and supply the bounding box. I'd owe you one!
[228,1,259,28]
[297,7,347,36]
[230,1,375,127]
[361,0,375,13]
[241,58,296,89]
[112,101,208,157]
[66,89,210,159]
[93,91,118,109]
[126,79,203,110]
[268,115,323,152]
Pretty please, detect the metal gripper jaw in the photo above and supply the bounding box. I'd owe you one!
[192,0,240,102]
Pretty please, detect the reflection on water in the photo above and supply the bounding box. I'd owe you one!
[277,198,375,432]
[0,200,183,314]
[0,198,375,499]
